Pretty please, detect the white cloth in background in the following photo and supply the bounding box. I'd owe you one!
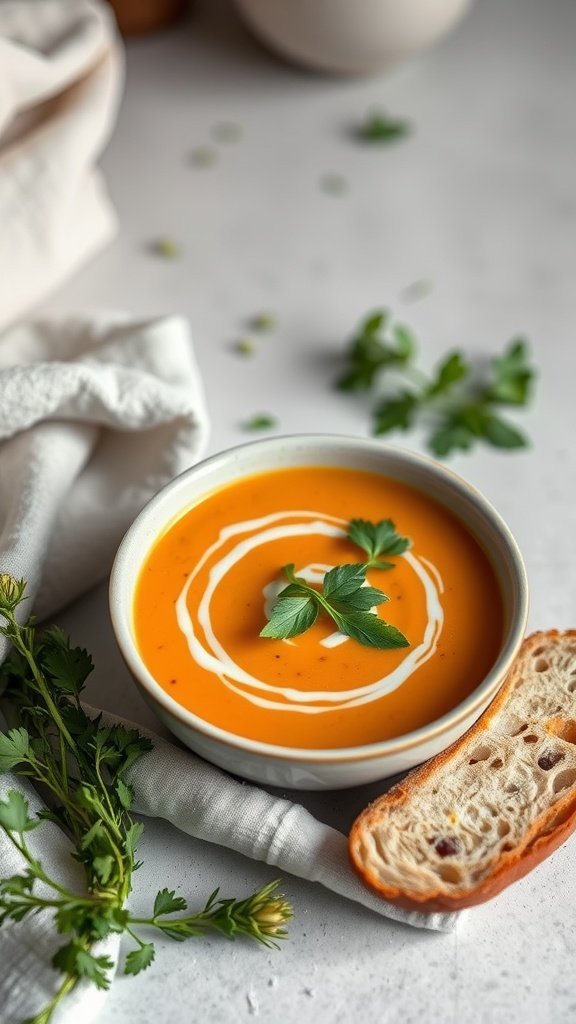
[0,312,456,1024]
[0,311,210,649]
[0,0,123,331]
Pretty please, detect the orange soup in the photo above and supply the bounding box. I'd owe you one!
[133,467,503,749]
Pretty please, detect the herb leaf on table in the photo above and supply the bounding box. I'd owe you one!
[337,311,536,457]
[357,111,411,144]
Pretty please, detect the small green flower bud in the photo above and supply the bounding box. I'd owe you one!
[0,574,26,612]
[253,898,292,936]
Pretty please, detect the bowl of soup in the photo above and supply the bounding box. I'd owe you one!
[109,435,528,790]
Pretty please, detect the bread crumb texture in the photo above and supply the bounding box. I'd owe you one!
[350,632,576,905]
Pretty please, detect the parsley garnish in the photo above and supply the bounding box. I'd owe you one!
[337,311,536,457]
[347,517,411,569]
[357,110,411,144]
[260,564,408,649]
[0,576,292,1024]
[260,518,410,649]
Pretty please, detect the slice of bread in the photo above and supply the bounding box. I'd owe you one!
[349,631,576,912]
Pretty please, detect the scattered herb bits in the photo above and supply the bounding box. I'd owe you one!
[320,173,349,196]
[401,279,434,304]
[212,122,243,144]
[235,338,256,356]
[250,312,277,333]
[190,146,218,168]
[337,310,536,458]
[357,110,411,144]
[243,414,278,431]
[150,236,180,259]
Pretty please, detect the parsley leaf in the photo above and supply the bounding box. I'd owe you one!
[482,413,528,449]
[426,352,470,398]
[0,790,39,833]
[487,338,534,405]
[337,310,414,391]
[347,519,411,567]
[0,728,31,772]
[373,391,419,435]
[321,563,374,601]
[42,627,93,694]
[53,943,115,989]
[429,405,528,456]
[124,943,156,976]
[242,414,278,432]
[259,585,318,639]
[335,613,409,649]
[115,778,135,810]
[153,888,189,917]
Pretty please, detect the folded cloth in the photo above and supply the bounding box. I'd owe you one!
[0,312,455,1024]
[122,714,457,934]
[0,311,209,657]
[0,0,122,330]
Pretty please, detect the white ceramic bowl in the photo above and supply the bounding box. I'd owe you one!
[109,435,528,790]
[234,0,473,76]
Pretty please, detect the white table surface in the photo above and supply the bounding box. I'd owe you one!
[43,0,576,1020]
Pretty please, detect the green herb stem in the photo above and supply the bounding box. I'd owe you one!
[4,616,75,754]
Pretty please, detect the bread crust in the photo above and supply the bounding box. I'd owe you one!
[349,630,576,912]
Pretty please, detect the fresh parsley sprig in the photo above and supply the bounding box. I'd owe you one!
[0,575,292,1024]
[337,311,536,457]
[260,518,411,650]
[261,563,408,649]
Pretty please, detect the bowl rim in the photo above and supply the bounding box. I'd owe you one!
[109,433,529,765]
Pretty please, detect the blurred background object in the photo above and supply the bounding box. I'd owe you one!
[233,0,474,74]
[107,0,188,34]
[0,0,122,330]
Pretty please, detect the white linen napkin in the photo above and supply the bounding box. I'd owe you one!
[0,312,455,1024]
[0,311,209,653]
[123,716,456,934]
[0,0,122,331]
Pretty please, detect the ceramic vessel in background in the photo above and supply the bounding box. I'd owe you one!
[234,0,472,75]
[106,0,187,34]
[109,435,528,790]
